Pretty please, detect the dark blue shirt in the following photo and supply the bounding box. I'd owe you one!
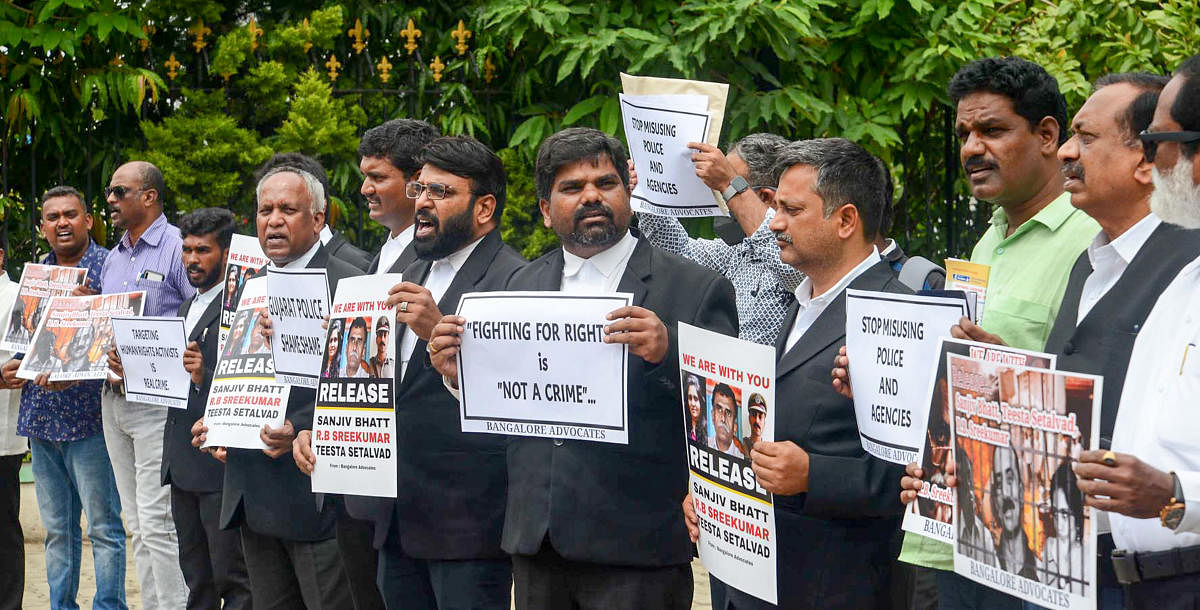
[16,241,109,442]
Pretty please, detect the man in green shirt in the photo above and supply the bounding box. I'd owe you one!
[899,57,1098,609]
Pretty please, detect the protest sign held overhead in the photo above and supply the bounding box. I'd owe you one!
[620,72,729,217]
[267,267,330,388]
[311,273,402,498]
[111,316,190,410]
[203,276,288,450]
[679,322,777,604]
[844,289,966,464]
[902,339,1055,545]
[948,353,1099,610]
[17,291,145,382]
[219,234,269,352]
[1,263,88,352]
[456,291,632,444]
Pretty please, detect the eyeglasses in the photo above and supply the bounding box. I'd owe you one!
[103,185,142,199]
[1138,130,1200,163]
[405,181,456,200]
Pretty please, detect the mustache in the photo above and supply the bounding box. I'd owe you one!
[573,201,613,223]
[964,156,997,173]
[416,208,439,227]
[773,230,793,244]
[187,265,204,275]
[1062,161,1085,182]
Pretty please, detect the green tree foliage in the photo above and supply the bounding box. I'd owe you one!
[1,0,1197,269]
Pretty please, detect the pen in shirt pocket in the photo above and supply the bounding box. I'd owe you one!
[1181,342,1196,375]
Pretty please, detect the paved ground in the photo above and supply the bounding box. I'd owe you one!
[18,473,711,609]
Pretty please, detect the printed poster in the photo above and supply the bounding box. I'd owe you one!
[219,234,269,352]
[311,274,402,497]
[17,291,146,381]
[111,316,190,409]
[267,267,330,388]
[456,291,632,444]
[203,277,289,450]
[1,263,88,352]
[902,339,1055,545]
[948,353,1098,610]
[844,289,966,464]
[679,322,777,604]
[945,259,990,323]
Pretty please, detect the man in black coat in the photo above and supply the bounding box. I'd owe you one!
[692,138,909,608]
[194,167,359,609]
[430,127,738,609]
[296,136,525,609]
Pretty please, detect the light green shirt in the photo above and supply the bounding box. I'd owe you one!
[899,191,1098,570]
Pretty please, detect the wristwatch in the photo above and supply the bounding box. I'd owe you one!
[721,176,751,203]
[1161,471,1186,530]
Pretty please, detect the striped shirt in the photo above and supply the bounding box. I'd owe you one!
[100,212,193,316]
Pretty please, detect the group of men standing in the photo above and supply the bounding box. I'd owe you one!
[0,51,1198,610]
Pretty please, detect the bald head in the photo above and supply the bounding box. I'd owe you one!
[106,161,166,238]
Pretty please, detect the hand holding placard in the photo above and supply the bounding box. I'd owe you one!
[429,314,465,386]
[603,305,668,364]
[387,281,442,341]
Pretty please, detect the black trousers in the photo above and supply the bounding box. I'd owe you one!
[240,526,353,610]
[377,538,511,610]
[171,485,252,610]
[511,542,692,610]
[0,453,23,610]
[332,497,385,610]
[1125,572,1200,610]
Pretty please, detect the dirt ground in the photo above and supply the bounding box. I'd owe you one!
[18,475,711,609]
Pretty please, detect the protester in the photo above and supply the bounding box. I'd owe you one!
[110,208,251,609]
[193,167,358,609]
[0,186,126,609]
[429,127,738,609]
[256,152,372,271]
[637,133,802,346]
[358,119,442,275]
[99,160,193,609]
[0,235,27,610]
[1081,54,1200,607]
[887,57,1099,610]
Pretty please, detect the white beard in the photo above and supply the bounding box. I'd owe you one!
[1150,154,1200,228]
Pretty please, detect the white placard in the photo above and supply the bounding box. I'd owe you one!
[845,289,966,464]
[1,263,89,352]
[219,234,269,352]
[267,267,330,389]
[311,274,402,497]
[17,291,146,381]
[948,354,1099,610]
[203,277,289,450]
[901,339,1055,545]
[456,291,631,444]
[679,322,777,604]
[111,316,190,409]
[620,93,720,218]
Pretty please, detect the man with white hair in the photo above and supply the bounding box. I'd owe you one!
[1075,55,1200,606]
[193,166,359,608]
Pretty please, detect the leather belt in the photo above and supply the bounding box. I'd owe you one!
[1111,544,1200,584]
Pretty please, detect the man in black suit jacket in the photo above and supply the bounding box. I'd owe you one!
[358,119,441,275]
[691,138,908,608]
[193,167,359,609]
[430,128,738,609]
[297,136,525,609]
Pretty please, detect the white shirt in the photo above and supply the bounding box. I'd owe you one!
[319,225,333,245]
[185,283,222,339]
[784,247,880,352]
[1110,252,1200,551]
[376,225,415,275]
[269,239,322,271]
[560,231,638,293]
[399,237,484,378]
[1077,213,1160,323]
[0,274,26,456]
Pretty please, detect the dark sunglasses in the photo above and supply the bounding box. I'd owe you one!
[103,185,142,199]
[405,181,455,200]
[1139,130,1200,163]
